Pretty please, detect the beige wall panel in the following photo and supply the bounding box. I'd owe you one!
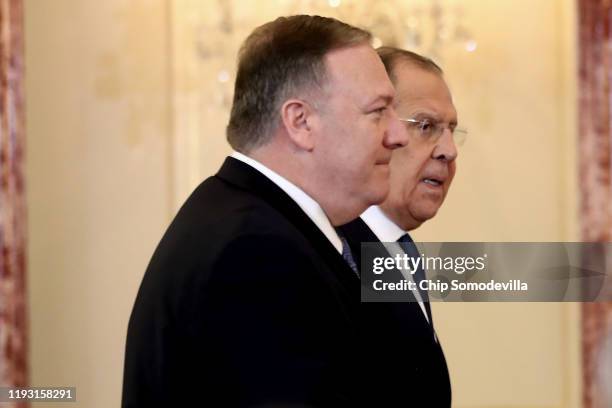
[415,1,581,407]
[25,0,172,407]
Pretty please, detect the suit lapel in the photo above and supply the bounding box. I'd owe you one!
[339,217,434,330]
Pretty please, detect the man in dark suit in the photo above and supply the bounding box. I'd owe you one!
[340,47,464,407]
[122,16,408,407]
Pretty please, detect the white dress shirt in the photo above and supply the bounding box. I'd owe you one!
[361,205,430,323]
[231,152,343,254]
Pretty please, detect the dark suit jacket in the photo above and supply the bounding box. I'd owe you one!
[339,217,452,407]
[122,157,361,407]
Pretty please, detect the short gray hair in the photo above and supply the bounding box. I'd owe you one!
[376,46,443,83]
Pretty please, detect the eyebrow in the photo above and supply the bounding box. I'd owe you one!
[365,94,394,109]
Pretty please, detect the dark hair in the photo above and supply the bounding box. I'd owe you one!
[376,46,443,83]
[227,15,371,152]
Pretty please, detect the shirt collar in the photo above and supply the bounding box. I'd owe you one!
[360,205,406,243]
[231,152,343,254]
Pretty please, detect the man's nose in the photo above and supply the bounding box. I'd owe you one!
[433,129,458,162]
[383,106,409,149]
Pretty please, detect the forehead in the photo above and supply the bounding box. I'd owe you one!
[323,44,395,104]
[393,62,456,118]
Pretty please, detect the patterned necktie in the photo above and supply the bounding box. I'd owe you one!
[339,236,360,278]
[397,234,433,325]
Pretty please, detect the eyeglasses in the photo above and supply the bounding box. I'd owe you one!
[399,118,468,146]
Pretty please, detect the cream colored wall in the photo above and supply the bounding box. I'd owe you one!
[25,0,580,407]
[414,1,581,407]
[416,0,578,243]
[25,1,173,407]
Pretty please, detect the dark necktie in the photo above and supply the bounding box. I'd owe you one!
[397,234,433,326]
[338,235,359,278]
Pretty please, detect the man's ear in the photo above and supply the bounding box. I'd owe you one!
[280,98,316,151]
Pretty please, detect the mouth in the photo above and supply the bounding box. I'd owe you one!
[421,176,445,188]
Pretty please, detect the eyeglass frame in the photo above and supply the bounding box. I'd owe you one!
[399,117,468,146]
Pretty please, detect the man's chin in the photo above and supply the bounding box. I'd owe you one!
[411,206,440,224]
[366,184,390,206]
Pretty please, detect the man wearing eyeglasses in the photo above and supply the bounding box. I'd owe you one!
[339,47,464,407]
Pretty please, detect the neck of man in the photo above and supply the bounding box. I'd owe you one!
[379,203,423,232]
[248,145,364,226]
